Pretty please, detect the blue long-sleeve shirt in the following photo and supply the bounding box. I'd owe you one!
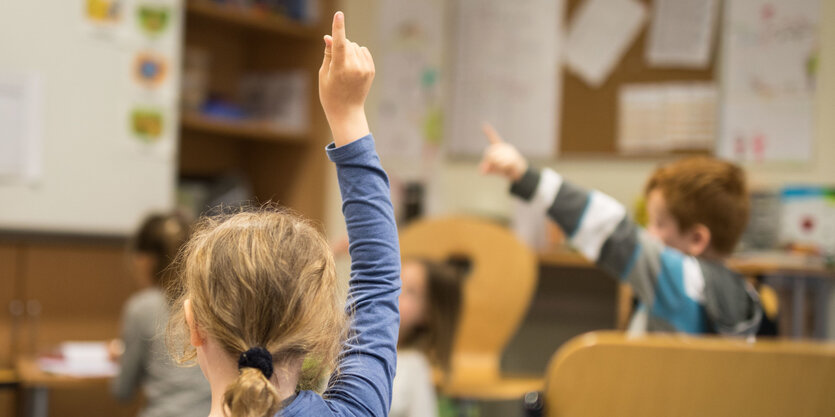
[281,134,401,417]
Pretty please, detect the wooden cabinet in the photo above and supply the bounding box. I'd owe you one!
[0,243,20,417]
[0,243,20,369]
[19,242,134,352]
[0,238,141,417]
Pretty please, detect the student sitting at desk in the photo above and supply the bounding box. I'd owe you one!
[111,213,211,417]
[392,259,463,417]
[479,124,762,336]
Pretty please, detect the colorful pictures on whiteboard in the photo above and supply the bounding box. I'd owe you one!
[122,100,175,159]
[113,0,178,157]
[85,0,124,25]
[137,4,172,37]
[134,51,168,88]
[131,1,178,48]
[130,107,165,142]
[82,0,130,40]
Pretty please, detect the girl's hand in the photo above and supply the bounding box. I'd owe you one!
[479,123,528,182]
[319,11,375,147]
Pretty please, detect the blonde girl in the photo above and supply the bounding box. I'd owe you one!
[167,11,401,417]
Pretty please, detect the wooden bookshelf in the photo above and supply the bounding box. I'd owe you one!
[185,0,321,39]
[181,113,308,143]
[180,0,334,222]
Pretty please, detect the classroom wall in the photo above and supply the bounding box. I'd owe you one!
[326,0,835,339]
[436,0,835,213]
[329,0,835,230]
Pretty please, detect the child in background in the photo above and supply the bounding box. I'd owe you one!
[111,213,211,417]
[479,124,762,336]
[393,259,463,417]
[165,11,400,417]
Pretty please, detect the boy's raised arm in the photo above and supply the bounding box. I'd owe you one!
[479,124,680,316]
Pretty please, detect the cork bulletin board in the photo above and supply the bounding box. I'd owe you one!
[558,0,719,157]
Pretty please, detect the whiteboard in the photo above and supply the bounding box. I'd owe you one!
[0,1,182,235]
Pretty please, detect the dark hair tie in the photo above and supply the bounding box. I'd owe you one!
[237,347,274,379]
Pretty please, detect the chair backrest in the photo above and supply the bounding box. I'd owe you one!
[544,331,835,417]
[399,216,538,385]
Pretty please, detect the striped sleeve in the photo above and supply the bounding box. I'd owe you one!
[510,167,639,277]
[510,167,708,332]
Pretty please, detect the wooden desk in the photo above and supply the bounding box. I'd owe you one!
[539,249,835,277]
[16,356,113,417]
[440,376,544,400]
[728,253,835,278]
[16,357,112,389]
[0,368,16,387]
[729,253,835,339]
[539,249,835,339]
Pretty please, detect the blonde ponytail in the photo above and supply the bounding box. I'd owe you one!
[223,367,280,417]
[167,207,350,413]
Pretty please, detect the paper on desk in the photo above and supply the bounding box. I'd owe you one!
[0,72,42,184]
[646,0,719,68]
[564,0,647,87]
[38,342,119,378]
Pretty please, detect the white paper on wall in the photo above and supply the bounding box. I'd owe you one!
[448,0,562,158]
[646,0,719,68]
[718,0,820,163]
[564,0,647,87]
[619,82,717,154]
[0,72,42,184]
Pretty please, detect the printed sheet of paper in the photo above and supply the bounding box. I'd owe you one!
[618,82,717,154]
[375,0,445,160]
[564,0,647,87]
[0,72,42,183]
[718,0,820,163]
[448,0,562,157]
[646,0,719,68]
